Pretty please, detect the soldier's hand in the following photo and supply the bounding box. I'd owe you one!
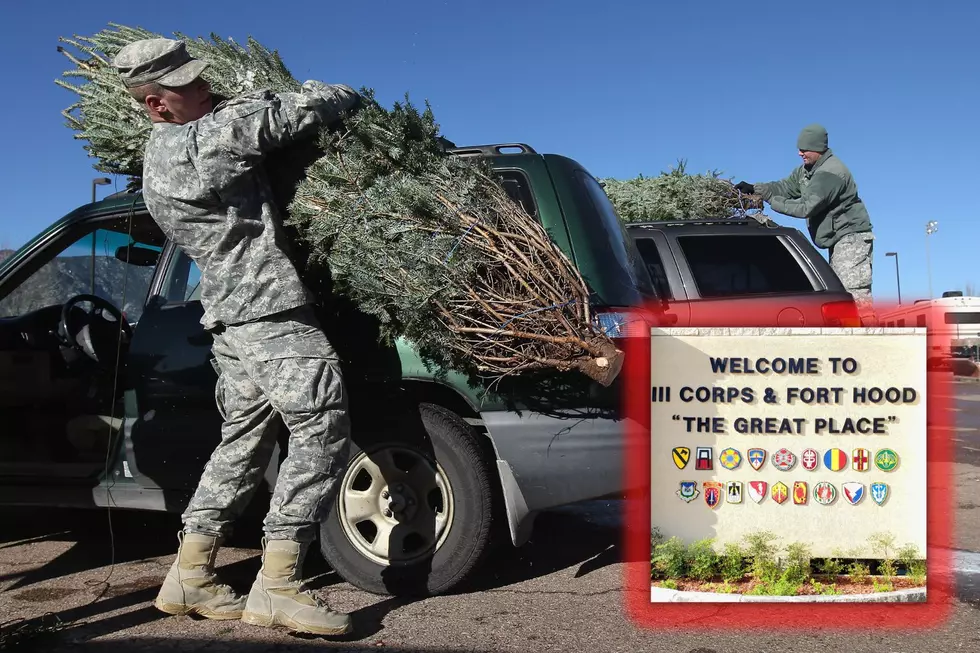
[734,181,755,194]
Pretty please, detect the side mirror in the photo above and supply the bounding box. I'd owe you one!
[115,245,159,267]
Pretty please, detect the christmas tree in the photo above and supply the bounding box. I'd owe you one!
[600,160,765,223]
[56,24,623,385]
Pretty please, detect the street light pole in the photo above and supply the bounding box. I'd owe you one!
[925,220,939,299]
[90,177,111,294]
[885,251,901,305]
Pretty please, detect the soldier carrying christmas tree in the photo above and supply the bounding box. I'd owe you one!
[112,36,361,637]
[735,124,875,323]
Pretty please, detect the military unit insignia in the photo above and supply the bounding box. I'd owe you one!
[695,447,714,471]
[677,481,699,502]
[843,482,865,505]
[771,481,789,504]
[871,482,889,505]
[814,482,837,505]
[748,480,767,504]
[703,481,723,508]
[852,448,870,472]
[719,447,742,470]
[793,481,808,505]
[772,448,797,471]
[824,448,848,471]
[727,481,743,504]
[672,447,691,469]
[801,448,818,471]
[672,445,899,509]
[874,449,899,472]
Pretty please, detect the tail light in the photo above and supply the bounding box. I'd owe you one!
[821,300,862,327]
[593,309,651,338]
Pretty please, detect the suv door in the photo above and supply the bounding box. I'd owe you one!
[0,213,162,482]
[122,240,244,493]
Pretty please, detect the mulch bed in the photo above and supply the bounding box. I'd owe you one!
[652,575,926,595]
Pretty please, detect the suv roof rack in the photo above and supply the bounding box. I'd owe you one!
[626,218,779,228]
[446,143,537,157]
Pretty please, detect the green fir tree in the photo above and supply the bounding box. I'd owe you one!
[54,23,621,385]
[600,159,764,223]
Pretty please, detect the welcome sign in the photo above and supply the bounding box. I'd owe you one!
[649,327,927,558]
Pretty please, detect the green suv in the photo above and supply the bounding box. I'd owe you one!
[0,143,654,597]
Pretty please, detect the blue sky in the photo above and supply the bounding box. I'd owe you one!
[2,0,977,303]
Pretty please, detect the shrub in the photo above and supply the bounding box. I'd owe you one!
[848,561,871,584]
[743,531,781,583]
[720,541,746,582]
[651,537,687,580]
[783,542,813,584]
[687,538,719,581]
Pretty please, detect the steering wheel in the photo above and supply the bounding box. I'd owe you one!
[59,294,133,364]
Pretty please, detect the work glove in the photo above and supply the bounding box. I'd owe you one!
[734,181,755,195]
[327,90,366,134]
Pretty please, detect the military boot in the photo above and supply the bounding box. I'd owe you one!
[240,538,352,636]
[153,531,247,620]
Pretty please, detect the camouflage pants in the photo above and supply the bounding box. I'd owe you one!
[182,305,351,543]
[830,232,875,322]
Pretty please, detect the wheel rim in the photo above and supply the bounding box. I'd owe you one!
[337,444,455,566]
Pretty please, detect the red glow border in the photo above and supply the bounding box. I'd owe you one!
[621,300,954,630]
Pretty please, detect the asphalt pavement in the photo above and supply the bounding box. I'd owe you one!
[2,379,980,652]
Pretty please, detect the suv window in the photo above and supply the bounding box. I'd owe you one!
[0,221,161,321]
[160,249,203,303]
[574,171,635,280]
[946,312,980,325]
[496,170,537,219]
[677,234,814,298]
[632,237,673,299]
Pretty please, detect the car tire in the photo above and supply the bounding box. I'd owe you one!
[319,402,497,596]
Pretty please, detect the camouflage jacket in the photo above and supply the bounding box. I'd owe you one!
[141,81,360,330]
[755,149,873,249]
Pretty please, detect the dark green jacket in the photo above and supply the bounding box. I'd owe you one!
[755,149,872,249]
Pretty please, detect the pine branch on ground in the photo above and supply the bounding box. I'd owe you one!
[600,159,765,223]
[55,23,623,385]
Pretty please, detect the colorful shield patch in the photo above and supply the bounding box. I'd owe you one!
[852,448,870,471]
[748,448,767,471]
[771,481,789,504]
[677,481,699,502]
[871,482,889,505]
[727,481,743,504]
[814,482,837,505]
[772,448,797,471]
[793,481,808,505]
[672,447,691,469]
[748,480,768,503]
[695,447,714,471]
[824,448,848,471]
[874,449,899,472]
[843,482,865,505]
[801,448,819,471]
[719,447,742,470]
[703,481,723,508]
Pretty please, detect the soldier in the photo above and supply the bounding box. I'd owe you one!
[735,124,875,323]
[112,38,361,636]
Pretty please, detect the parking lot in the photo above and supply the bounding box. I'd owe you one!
[2,379,980,652]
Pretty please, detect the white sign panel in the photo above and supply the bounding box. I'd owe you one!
[649,327,927,558]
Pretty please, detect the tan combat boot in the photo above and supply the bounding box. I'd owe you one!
[240,538,352,636]
[153,531,247,620]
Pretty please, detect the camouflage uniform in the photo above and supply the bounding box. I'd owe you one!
[132,43,361,544]
[829,232,874,320]
[117,37,357,634]
[748,124,875,321]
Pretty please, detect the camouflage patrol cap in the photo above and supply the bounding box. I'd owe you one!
[113,38,209,89]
